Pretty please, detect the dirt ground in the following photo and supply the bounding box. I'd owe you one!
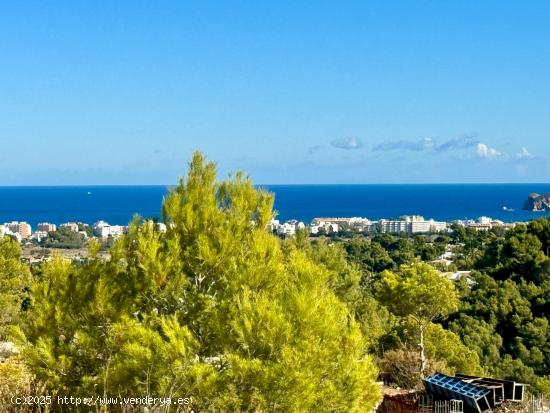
[21,245,110,261]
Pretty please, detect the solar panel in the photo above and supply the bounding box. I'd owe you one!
[425,373,488,397]
[423,373,492,413]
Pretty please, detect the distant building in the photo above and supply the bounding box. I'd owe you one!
[37,222,57,232]
[60,222,79,232]
[314,217,378,234]
[4,221,32,239]
[378,216,447,235]
[378,219,410,234]
[439,270,476,287]
[0,225,8,238]
[92,221,126,238]
[309,222,339,235]
[1,224,22,241]
[92,221,110,238]
[276,220,305,237]
[268,219,280,232]
[363,221,379,233]
[276,223,295,236]
[312,217,369,231]
[478,216,492,224]
[109,225,126,237]
[31,231,49,242]
[456,216,514,231]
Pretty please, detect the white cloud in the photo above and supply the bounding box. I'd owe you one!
[476,143,502,158]
[330,137,363,150]
[373,135,479,153]
[516,147,534,159]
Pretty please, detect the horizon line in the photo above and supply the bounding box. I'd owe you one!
[0,182,550,188]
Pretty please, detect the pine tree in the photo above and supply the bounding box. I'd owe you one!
[18,153,381,412]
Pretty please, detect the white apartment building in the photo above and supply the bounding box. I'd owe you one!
[379,219,410,234]
[276,220,305,237]
[0,224,22,242]
[378,216,447,235]
[92,221,127,238]
[4,221,32,239]
[31,231,49,242]
[314,222,339,234]
[268,219,280,232]
[276,222,296,236]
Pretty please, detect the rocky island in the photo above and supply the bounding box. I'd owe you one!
[523,192,550,211]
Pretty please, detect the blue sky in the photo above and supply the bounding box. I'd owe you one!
[1,1,549,184]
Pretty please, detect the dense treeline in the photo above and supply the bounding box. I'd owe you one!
[1,153,549,412]
[337,220,550,395]
[451,221,550,392]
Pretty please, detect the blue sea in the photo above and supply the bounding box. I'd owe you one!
[1,184,550,227]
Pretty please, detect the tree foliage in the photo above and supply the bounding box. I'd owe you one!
[15,153,380,412]
[0,236,30,338]
[450,219,550,396]
[40,226,86,249]
[376,260,458,323]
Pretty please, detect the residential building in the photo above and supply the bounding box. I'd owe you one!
[455,216,515,232]
[92,221,126,238]
[276,220,305,237]
[37,222,57,232]
[312,217,370,231]
[0,224,22,242]
[440,270,476,287]
[378,216,447,235]
[268,219,280,232]
[60,222,79,232]
[277,222,296,237]
[5,221,32,239]
[378,219,410,234]
[31,231,49,242]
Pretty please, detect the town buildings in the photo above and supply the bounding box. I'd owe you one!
[456,216,516,231]
[311,217,371,233]
[0,213,522,245]
[274,219,305,237]
[268,215,448,237]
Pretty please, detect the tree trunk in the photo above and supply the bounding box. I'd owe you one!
[419,323,426,377]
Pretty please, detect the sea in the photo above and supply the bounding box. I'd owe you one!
[1,184,550,227]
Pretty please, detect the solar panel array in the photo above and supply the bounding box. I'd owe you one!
[424,373,492,413]
[426,374,488,398]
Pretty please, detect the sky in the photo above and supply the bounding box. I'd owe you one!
[1,1,550,184]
